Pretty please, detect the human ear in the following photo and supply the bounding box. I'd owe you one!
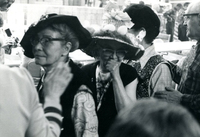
[62,42,72,56]
[136,29,146,42]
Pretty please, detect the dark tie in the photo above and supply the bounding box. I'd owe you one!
[37,73,46,105]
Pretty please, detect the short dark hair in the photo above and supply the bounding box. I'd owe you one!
[124,4,160,44]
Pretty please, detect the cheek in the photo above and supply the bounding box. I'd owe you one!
[118,57,124,62]
[44,47,63,61]
[48,50,62,58]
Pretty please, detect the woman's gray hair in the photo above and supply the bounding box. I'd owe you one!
[50,23,79,52]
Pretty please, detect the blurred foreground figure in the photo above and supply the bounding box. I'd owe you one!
[0,62,73,137]
[106,99,200,137]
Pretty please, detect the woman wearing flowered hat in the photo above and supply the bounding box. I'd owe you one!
[81,26,144,137]
[20,13,98,137]
[124,4,174,98]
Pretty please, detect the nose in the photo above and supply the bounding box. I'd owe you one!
[110,51,118,59]
[32,42,43,51]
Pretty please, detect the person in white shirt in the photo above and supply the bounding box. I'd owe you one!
[0,62,73,137]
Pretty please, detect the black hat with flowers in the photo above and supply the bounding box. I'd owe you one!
[20,13,92,58]
[82,28,144,60]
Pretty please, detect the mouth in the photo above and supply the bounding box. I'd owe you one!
[34,54,46,58]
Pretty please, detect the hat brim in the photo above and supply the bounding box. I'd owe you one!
[82,38,144,60]
[20,15,91,58]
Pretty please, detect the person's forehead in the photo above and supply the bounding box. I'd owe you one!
[185,2,200,14]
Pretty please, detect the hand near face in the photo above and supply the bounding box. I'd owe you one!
[43,62,73,99]
[106,60,121,76]
[153,87,183,104]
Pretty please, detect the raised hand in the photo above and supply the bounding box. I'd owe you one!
[105,60,121,76]
[43,62,73,99]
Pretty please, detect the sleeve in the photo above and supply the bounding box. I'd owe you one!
[180,68,200,114]
[22,68,63,137]
[149,63,175,96]
[71,85,98,137]
[165,61,182,84]
[181,94,200,114]
[121,63,138,86]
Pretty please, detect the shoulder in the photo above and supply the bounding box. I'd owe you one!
[149,54,164,62]
[74,85,95,108]
[120,63,138,82]
[81,61,98,73]
[0,65,33,82]
[155,63,171,72]
[121,63,137,71]
[82,61,97,68]
[0,64,36,106]
[152,62,172,78]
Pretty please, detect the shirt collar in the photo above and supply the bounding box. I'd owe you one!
[96,65,111,81]
[139,44,157,68]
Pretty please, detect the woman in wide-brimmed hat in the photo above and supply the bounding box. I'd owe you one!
[20,13,98,137]
[81,27,144,137]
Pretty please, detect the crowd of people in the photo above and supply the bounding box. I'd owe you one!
[1,0,200,137]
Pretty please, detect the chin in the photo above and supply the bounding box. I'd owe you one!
[34,60,46,66]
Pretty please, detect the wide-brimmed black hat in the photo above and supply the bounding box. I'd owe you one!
[124,4,160,30]
[82,29,144,60]
[20,13,92,58]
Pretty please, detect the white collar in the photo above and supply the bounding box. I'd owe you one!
[96,65,111,81]
[139,44,158,69]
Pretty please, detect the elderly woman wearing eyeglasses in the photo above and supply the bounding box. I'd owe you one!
[81,27,144,137]
[20,13,98,137]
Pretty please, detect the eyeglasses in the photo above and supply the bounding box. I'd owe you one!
[30,36,66,47]
[183,13,199,16]
[102,48,127,58]
[183,13,199,22]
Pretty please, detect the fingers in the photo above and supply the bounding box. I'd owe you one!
[106,60,121,72]
[165,87,175,91]
[154,91,167,95]
[43,62,73,98]
[112,63,119,71]
[153,94,167,99]
[153,92,168,100]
